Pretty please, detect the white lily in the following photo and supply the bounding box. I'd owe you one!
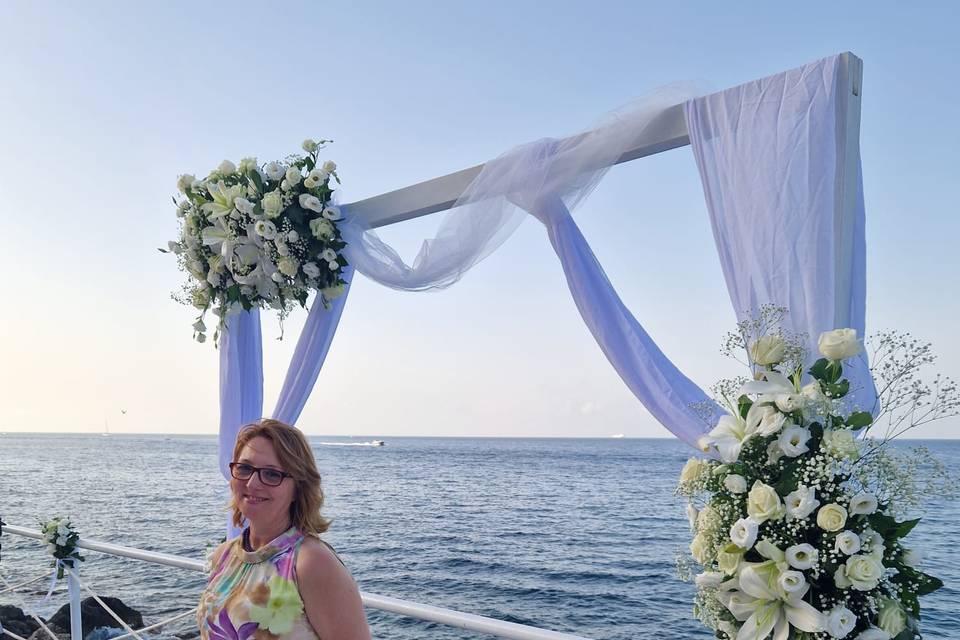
[740,371,797,401]
[731,561,826,640]
[201,181,245,219]
[701,412,749,463]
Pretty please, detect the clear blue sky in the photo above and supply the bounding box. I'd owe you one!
[1,1,957,437]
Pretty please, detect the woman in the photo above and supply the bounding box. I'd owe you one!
[198,419,371,640]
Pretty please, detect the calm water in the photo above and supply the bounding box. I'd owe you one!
[0,435,957,639]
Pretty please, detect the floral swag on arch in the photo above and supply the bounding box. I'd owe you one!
[163,138,349,344]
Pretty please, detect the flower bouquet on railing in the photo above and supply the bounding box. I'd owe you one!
[162,139,348,344]
[40,516,84,579]
[678,307,956,640]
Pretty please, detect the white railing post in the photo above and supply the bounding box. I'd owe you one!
[67,564,83,640]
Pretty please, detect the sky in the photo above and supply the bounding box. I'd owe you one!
[0,1,958,438]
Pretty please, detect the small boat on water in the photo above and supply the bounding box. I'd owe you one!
[610,434,624,439]
[371,440,385,446]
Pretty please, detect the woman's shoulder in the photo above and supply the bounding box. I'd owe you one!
[296,535,347,574]
[204,537,237,575]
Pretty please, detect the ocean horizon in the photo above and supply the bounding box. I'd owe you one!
[2,434,957,639]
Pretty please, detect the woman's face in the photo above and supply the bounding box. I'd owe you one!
[231,436,296,528]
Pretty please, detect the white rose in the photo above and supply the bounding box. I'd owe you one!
[278,257,299,278]
[844,554,883,591]
[834,564,852,589]
[855,628,891,640]
[308,168,329,183]
[303,176,320,189]
[287,230,299,243]
[254,220,277,240]
[689,533,713,564]
[177,173,196,193]
[264,161,285,181]
[775,393,806,413]
[817,504,848,532]
[238,157,258,173]
[299,194,324,213]
[834,531,861,555]
[746,481,784,524]
[777,570,807,598]
[785,543,818,570]
[749,335,785,365]
[801,380,826,404]
[717,543,744,575]
[321,248,338,263]
[285,166,302,186]
[302,138,318,152]
[271,271,285,283]
[218,159,237,175]
[848,492,878,515]
[778,424,811,457]
[901,548,922,568]
[302,262,321,279]
[322,205,342,220]
[724,474,747,494]
[876,597,906,637]
[822,429,859,460]
[234,197,255,215]
[729,518,759,550]
[321,160,336,173]
[310,217,335,239]
[321,283,345,299]
[680,458,706,484]
[819,328,861,360]
[262,190,283,219]
[694,571,725,588]
[275,240,290,257]
[785,485,820,519]
[826,605,857,639]
[746,403,786,437]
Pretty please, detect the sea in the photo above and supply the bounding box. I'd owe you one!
[0,435,957,640]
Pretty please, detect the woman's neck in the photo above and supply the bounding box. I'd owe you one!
[246,518,293,549]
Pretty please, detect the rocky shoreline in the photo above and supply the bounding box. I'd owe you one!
[0,598,198,640]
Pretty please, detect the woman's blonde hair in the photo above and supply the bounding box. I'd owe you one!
[229,419,330,535]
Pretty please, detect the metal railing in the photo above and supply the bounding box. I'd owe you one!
[1,524,594,640]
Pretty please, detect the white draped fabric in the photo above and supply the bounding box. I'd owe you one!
[216,53,874,513]
[684,54,876,410]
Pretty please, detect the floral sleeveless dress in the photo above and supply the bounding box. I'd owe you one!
[198,527,319,640]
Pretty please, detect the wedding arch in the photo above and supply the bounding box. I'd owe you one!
[214,51,874,495]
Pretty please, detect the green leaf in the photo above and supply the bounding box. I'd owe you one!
[737,395,753,420]
[286,204,307,226]
[845,411,873,429]
[808,358,830,381]
[158,248,169,253]
[822,379,850,399]
[916,571,944,596]
[867,512,897,537]
[226,284,240,302]
[894,518,921,539]
[249,170,265,194]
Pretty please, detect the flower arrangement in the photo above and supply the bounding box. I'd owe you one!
[678,307,955,640]
[163,139,348,344]
[40,516,84,579]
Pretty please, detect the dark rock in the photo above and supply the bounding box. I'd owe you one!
[174,630,200,640]
[46,598,143,639]
[26,628,70,640]
[0,604,44,639]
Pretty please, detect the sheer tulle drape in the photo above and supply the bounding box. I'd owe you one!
[217,54,875,514]
[684,53,876,411]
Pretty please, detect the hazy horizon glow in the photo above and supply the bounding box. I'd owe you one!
[1,2,958,439]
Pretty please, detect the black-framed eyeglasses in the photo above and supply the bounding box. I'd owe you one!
[229,462,293,487]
